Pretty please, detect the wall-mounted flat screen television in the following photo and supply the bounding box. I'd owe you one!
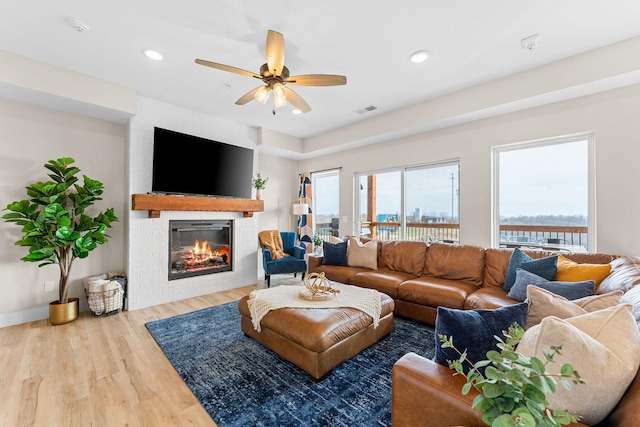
[152,127,254,199]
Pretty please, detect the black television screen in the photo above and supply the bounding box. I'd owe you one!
[152,127,254,199]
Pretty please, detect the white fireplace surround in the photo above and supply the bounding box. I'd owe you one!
[126,97,259,311]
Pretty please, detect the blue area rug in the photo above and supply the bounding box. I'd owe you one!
[146,301,435,427]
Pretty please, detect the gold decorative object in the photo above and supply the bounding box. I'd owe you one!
[299,272,340,301]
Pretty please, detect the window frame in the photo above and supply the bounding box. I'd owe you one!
[491,133,595,251]
[355,159,460,240]
[311,168,340,240]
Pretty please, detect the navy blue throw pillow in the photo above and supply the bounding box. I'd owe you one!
[503,248,558,291]
[507,269,595,302]
[322,241,348,266]
[434,303,528,374]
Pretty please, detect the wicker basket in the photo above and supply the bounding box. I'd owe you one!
[86,281,123,317]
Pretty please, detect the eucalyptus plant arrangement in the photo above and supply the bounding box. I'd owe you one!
[439,323,584,427]
[2,157,118,305]
[252,172,269,190]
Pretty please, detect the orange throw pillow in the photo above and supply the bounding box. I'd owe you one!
[555,255,611,288]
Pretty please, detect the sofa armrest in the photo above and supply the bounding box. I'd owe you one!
[392,353,588,427]
[307,254,323,272]
[392,352,484,427]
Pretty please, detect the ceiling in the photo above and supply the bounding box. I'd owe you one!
[2,1,640,140]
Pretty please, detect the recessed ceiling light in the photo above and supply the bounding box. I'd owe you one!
[142,49,165,61]
[291,108,302,115]
[409,50,430,63]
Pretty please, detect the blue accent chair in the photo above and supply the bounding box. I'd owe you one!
[261,231,307,287]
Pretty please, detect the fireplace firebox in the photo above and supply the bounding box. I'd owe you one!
[168,220,232,280]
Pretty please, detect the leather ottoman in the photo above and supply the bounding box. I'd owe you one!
[237,291,395,380]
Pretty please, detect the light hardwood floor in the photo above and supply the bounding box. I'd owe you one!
[0,284,260,427]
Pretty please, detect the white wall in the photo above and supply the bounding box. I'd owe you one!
[0,99,126,326]
[299,84,640,256]
[126,97,261,310]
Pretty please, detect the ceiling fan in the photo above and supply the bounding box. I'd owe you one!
[195,30,347,114]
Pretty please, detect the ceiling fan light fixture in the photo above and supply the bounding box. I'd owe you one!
[291,108,302,115]
[273,83,287,99]
[274,94,287,108]
[409,50,430,63]
[254,86,270,104]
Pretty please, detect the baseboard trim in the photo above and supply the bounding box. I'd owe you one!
[0,298,90,328]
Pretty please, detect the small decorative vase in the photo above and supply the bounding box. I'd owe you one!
[49,297,79,325]
[313,245,322,255]
[255,189,263,200]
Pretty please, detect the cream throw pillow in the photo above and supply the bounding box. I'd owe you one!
[525,286,623,329]
[517,304,640,425]
[346,237,377,269]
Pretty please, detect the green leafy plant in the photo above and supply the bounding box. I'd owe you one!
[2,157,118,304]
[439,323,584,427]
[312,233,323,247]
[252,172,269,190]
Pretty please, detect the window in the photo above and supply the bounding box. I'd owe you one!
[493,134,594,252]
[312,169,340,241]
[356,161,459,242]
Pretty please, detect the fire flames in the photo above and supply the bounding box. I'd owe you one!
[185,240,230,267]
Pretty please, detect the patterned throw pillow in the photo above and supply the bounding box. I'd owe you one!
[503,248,558,291]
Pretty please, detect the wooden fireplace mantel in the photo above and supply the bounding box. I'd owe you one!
[131,193,264,218]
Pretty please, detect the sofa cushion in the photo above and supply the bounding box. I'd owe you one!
[322,240,348,266]
[423,243,485,287]
[525,285,623,329]
[503,248,558,291]
[434,302,528,374]
[398,277,479,310]
[463,287,518,310]
[555,254,611,288]
[483,248,513,288]
[312,264,370,285]
[517,305,640,426]
[507,269,594,302]
[379,240,428,276]
[346,237,378,270]
[347,268,417,299]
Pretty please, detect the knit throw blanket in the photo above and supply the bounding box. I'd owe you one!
[258,230,289,260]
[246,284,382,332]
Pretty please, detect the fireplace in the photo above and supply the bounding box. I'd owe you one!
[168,220,232,280]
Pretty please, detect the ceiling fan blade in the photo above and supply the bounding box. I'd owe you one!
[266,30,285,77]
[235,87,261,105]
[195,59,261,79]
[286,74,347,86]
[285,88,311,113]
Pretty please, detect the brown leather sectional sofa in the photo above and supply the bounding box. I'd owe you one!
[308,240,640,426]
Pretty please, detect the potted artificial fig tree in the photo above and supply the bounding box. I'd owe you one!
[2,157,118,325]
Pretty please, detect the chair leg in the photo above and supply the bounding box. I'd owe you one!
[266,274,270,287]
[301,272,305,281]
[293,273,297,278]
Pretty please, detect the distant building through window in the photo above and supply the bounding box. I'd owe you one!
[493,134,594,252]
